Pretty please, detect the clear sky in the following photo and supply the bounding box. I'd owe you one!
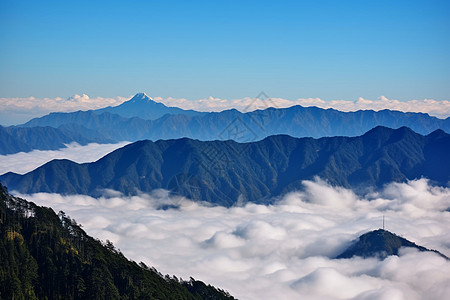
[0,0,449,101]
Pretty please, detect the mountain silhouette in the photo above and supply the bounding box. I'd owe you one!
[2,126,448,206]
[95,92,204,120]
[9,93,448,155]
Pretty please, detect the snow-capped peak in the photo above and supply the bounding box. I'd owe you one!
[130,92,152,102]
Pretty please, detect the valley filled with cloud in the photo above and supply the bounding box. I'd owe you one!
[15,178,450,300]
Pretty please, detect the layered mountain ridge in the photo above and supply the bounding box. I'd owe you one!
[2,93,448,155]
[2,126,448,206]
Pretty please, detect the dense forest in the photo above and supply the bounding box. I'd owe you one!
[0,183,235,299]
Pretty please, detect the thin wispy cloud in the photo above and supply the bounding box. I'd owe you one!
[1,94,448,125]
[18,178,450,300]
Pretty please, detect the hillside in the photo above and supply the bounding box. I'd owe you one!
[2,126,448,206]
[0,183,234,299]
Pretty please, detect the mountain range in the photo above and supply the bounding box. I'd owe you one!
[2,93,448,155]
[2,126,448,206]
[337,229,449,260]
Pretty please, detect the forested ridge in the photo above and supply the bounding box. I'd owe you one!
[0,183,235,300]
[3,126,449,206]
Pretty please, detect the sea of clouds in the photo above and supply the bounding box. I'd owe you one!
[1,94,449,125]
[15,178,450,300]
[2,139,449,299]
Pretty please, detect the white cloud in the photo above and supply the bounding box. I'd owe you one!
[311,96,450,119]
[0,141,130,175]
[1,94,448,126]
[0,94,128,125]
[16,178,450,300]
[67,93,91,102]
[153,95,450,119]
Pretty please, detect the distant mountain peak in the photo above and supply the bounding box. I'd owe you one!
[129,92,152,102]
[337,229,449,260]
[89,92,203,121]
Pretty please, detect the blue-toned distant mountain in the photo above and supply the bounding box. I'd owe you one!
[0,125,114,155]
[95,92,204,120]
[21,94,450,142]
[2,126,448,206]
[21,111,150,141]
[337,229,449,260]
[1,93,205,155]
[5,92,448,155]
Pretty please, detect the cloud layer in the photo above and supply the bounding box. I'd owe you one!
[0,142,130,175]
[1,94,448,125]
[156,95,450,119]
[0,94,127,125]
[18,178,450,300]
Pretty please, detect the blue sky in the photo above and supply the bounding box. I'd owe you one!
[0,0,449,101]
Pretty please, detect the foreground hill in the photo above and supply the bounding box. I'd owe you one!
[2,126,448,206]
[0,183,234,299]
[337,229,449,260]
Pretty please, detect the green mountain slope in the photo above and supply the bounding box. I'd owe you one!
[0,184,235,300]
